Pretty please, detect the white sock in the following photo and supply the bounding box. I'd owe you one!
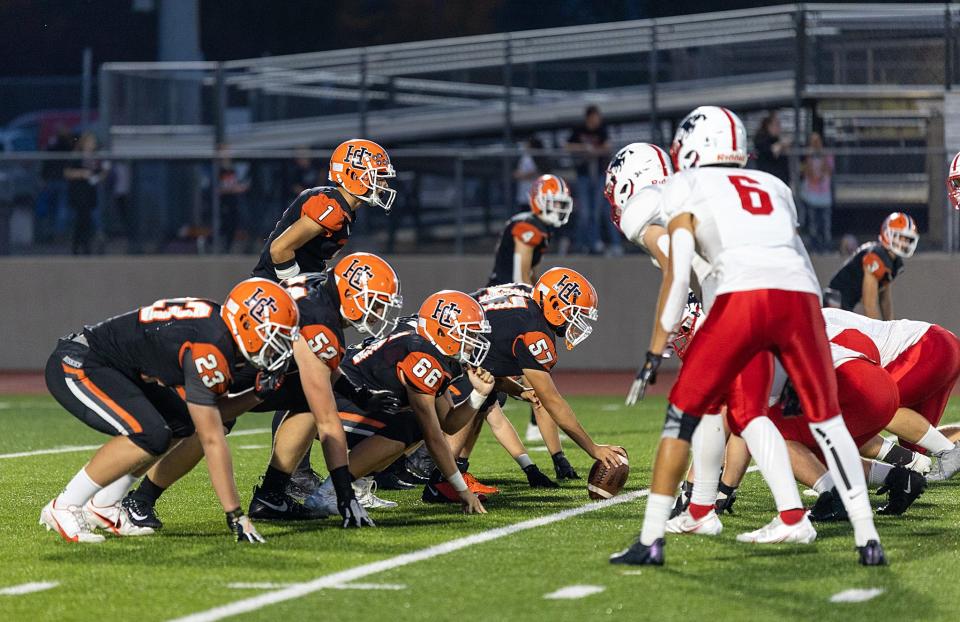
[741,417,803,512]
[917,426,955,454]
[812,472,835,494]
[690,414,725,506]
[867,461,893,487]
[91,474,137,508]
[809,416,879,547]
[57,467,102,508]
[514,453,534,469]
[875,437,895,461]
[639,493,674,545]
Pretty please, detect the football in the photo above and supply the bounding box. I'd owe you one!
[587,450,630,500]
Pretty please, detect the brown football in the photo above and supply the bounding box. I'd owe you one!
[587,450,630,500]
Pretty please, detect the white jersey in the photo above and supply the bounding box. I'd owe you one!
[821,307,931,367]
[659,167,820,297]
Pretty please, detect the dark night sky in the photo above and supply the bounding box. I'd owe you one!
[2,0,949,76]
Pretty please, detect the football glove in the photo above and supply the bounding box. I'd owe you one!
[253,369,285,400]
[523,464,559,488]
[227,510,265,543]
[714,483,738,515]
[338,497,375,528]
[552,451,581,480]
[626,351,661,405]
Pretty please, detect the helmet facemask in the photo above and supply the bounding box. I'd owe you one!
[452,319,492,367]
[537,192,573,227]
[948,175,960,209]
[669,299,702,357]
[227,310,298,373]
[560,304,598,350]
[356,164,397,211]
[885,229,919,258]
[346,281,403,339]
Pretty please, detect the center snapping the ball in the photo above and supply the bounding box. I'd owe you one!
[587,450,629,500]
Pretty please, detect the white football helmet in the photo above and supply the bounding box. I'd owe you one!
[604,142,673,228]
[948,150,960,209]
[670,106,748,171]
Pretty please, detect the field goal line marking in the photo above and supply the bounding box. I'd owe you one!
[0,427,271,460]
[166,487,654,622]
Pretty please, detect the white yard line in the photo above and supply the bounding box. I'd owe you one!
[543,585,606,600]
[0,581,59,596]
[0,428,271,460]
[227,582,406,591]
[829,588,884,603]
[167,488,650,622]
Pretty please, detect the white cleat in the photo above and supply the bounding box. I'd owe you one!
[736,515,817,544]
[303,484,339,517]
[928,442,960,482]
[352,477,398,509]
[82,500,154,536]
[665,508,723,535]
[40,498,105,544]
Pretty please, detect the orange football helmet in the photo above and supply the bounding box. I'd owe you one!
[417,290,491,367]
[533,267,599,350]
[529,174,573,227]
[332,252,403,338]
[222,278,300,371]
[879,212,919,258]
[328,138,396,211]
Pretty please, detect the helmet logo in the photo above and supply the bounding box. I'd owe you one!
[344,144,371,167]
[608,148,628,172]
[677,112,707,139]
[342,257,374,290]
[430,299,462,329]
[554,274,582,305]
[242,287,279,322]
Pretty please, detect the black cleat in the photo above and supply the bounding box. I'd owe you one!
[669,481,693,519]
[122,495,163,530]
[857,539,887,566]
[808,489,848,522]
[877,466,927,516]
[249,486,325,521]
[285,468,323,501]
[610,538,665,566]
[524,464,559,488]
[714,483,738,515]
[405,446,435,481]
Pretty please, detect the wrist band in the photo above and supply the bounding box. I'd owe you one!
[447,471,468,492]
[274,259,300,280]
[468,390,487,409]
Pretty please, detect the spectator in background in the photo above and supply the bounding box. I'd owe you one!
[840,233,859,256]
[286,146,319,197]
[799,132,834,252]
[513,136,547,210]
[63,132,106,255]
[566,105,620,255]
[754,111,791,184]
[111,160,138,253]
[36,126,74,242]
[217,155,250,253]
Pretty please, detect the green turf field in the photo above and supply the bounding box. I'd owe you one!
[1,395,959,622]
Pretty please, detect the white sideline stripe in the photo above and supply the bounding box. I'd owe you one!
[227,582,406,591]
[166,488,651,622]
[543,585,606,600]
[829,588,884,603]
[237,445,269,450]
[0,427,271,460]
[0,581,59,596]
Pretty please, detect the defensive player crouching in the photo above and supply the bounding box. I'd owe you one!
[304,291,495,515]
[42,279,299,543]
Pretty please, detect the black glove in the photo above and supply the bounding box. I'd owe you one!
[226,509,265,543]
[254,369,285,400]
[626,351,661,405]
[552,452,581,480]
[338,496,375,528]
[524,464,559,488]
[780,380,801,417]
[334,375,402,415]
[714,483,738,515]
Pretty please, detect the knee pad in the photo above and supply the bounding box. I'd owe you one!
[131,425,173,457]
[662,404,700,442]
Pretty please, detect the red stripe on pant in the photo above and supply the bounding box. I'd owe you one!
[669,289,839,423]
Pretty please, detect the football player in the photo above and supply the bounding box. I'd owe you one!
[947,150,960,209]
[41,279,299,543]
[487,174,575,472]
[826,212,918,319]
[253,138,396,495]
[122,253,404,529]
[432,269,625,503]
[304,291,494,515]
[611,106,884,567]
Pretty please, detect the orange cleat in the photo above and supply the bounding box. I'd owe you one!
[464,472,499,496]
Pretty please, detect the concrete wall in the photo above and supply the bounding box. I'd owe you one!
[1,254,958,371]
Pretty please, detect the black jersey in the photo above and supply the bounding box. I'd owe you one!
[828,241,904,311]
[285,273,346,371]
[252,186,354,280]
[473,286,559,377]
[488,212,552,286]
[341,328,459,406]
[83,298,239,404]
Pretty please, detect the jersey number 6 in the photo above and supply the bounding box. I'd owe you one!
[411,357,443,388]
[728,175,773,216]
